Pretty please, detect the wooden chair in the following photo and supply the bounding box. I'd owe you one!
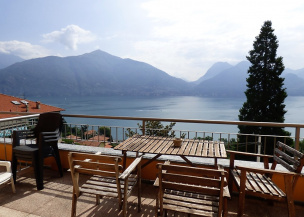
[0,161,16,193]
[68,152,142,217]
[228,141,304,217]
[155,162,229,217]
[12,112,63,190]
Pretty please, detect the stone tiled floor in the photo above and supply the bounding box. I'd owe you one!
[1,169,304,217]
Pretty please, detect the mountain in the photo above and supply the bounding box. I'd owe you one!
[0,50,191,97]
[283,68,304,79]
[283,73,304,96]
[193,62,304,97]
[192,61,250,97]
[194,62,233,85]
[0,50,303,97]
[0,53,24,69]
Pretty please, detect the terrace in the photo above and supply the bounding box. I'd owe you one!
[1,113,304,216]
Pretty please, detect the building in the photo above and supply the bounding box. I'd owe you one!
[0,93,64,118]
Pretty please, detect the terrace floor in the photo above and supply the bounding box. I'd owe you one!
[1,168,304,217]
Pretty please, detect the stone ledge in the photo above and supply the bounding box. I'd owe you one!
[58,143,295,173]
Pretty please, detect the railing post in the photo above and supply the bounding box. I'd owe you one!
[295,127,300,151]
[257,136,261,162]
[142,120,145,136]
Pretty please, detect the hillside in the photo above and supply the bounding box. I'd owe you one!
[192,61,250,97]
[0,50,192,97]
[193,62,233,85]
[0,53,24,69]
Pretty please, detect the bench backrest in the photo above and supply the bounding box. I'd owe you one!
[271,141,304,173]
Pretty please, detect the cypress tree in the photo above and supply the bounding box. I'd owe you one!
[238,20,290,155]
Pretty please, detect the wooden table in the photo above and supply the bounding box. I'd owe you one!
[114,135,227,169]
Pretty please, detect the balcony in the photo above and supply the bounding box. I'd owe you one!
[1,113,304,216]
[1,169,304,217]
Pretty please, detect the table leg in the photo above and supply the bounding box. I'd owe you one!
[122,151,127,171]
[141,154,161,169]
[215,158,218,167]
[180,156,194,167]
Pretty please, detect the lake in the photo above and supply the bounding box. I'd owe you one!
[28,95,304,137]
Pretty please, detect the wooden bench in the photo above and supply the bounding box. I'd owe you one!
[228,141,304,217]
[154,162,230,217]
[68,152,142,217]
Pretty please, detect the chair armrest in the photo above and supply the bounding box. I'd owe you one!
[235,165,297,176]
[0,161,11,172]
[227,150,273,158]
[119,156,142,180]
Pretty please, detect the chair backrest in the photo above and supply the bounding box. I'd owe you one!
[157,164,226,217]
[68,152,123,196]
[158,164,226,193]
[34,112,63,138]
[271,141,304,173]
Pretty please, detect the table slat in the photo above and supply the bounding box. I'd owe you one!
[195,141,204,156]
[214,142,220,157]
[208,141,214,157]
[220,142,227,158]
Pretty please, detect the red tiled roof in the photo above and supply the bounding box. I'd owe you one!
[89,135,110,141]
[104,144,113,148]
[0,93,65,118]
[77,140,101,147]
[66,135,81,140]
[84,130,97,136]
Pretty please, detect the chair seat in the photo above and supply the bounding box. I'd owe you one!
[80,174,138,198]
[231,168,286,199]
[162,189,221,217]
[13,144,39,153]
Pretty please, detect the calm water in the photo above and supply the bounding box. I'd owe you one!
[28,96,304,137]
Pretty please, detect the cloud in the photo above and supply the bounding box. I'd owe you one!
[131,39,242,81]
[136,0,304,80]
[0,40,51,59]
[43,25,96,50]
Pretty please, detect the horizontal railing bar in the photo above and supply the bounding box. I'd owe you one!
[62,114,304,128]
[1,112,304,129]
[0,114,39,123]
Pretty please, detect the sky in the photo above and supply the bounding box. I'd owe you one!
[0,0,303,81]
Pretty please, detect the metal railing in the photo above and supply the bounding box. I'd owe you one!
[1,112,304,160]
[0,114,39,160]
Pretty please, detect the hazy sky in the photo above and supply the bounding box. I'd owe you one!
[1,0,303,81]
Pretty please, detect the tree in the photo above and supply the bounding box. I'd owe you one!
[125,121,177,138]
[98,126,111,138]
[238,20,290,155]
[98,126,113,142]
